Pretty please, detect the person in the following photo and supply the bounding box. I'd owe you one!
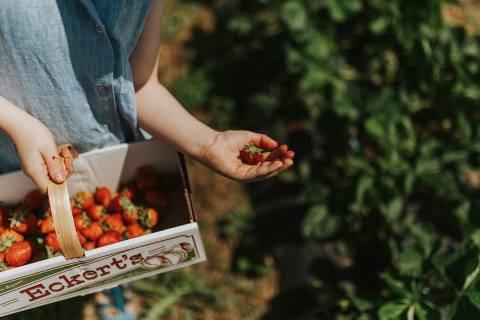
[0,1,294,319]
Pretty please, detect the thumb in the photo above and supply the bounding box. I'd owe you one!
[42,147,67,184]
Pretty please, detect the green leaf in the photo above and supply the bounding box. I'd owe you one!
[396,246,423,277]
[434,245,479,290]
[380,196,403,221]
[446,296,480,320]
[457,112,472,143]
[472,230,480,248]
[380,272,408,296]
[378,300,408,320]
[370,17,389,34]
[281,1,308,31]
[302,205,340,239]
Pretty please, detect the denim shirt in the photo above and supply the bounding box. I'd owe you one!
[0,0,153,172]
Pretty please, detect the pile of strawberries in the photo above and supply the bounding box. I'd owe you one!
[0,166,175,270]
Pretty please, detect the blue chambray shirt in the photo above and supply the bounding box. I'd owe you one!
[0,0,153,172]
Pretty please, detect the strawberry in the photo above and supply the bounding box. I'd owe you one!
[0,207,8,227]
[23,190,47,210]
[81,222,103,241]
[108,195,124,212]
[76,231,87,245]
[83,241,96,250]
[6,241,32,267]
[70,197,83,216]
[139,208,159,229]
[136,165,158,190]
[95,187,111,207]
[0,251,5,263]
[45,232,61,253]
[144,189,167,208]
[73,191,94,210]
[103,214,126,233]
[74,213,91,230]
[37,216,55,234]
[10,206,37,234]
[0,229,23,253]
[122,210,139,226]
[87,205,106,221]
[239,144,263,165]
[121,183,138,200]
[109,195,139,224]
[124,223,145,239]
[97,230,121,247]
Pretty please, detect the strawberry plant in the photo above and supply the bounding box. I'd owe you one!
[173,0,480,318]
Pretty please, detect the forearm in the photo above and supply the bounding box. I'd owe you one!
[0,95,36,140]
[135,78,218,159]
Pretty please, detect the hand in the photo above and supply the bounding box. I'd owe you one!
[8,117,74,193]
[199,130,294,182]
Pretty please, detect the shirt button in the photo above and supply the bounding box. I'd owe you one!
[94,24,104,34]
[98,85,109,94]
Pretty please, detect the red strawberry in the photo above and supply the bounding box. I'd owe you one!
[124,224,145,239]
[239,144,263,165]
[45,232,61,252]
[76,231,87,245]
[37,216,55,234]
[10,206,37,234]
[121,183,138,200]
[70,197,83,216]
[6,240,32,267]
[74,213,91,230]
[0,228,24,254]
[87,205,106,221]
[73,191,94,210]
[139,208,159,229]
[103,214,126,233]
[144,189,167,208]
[95,187,111,207]
[23,190,47,210]
[81,222,103,241]
[108,195,124,212]
[0,228,24,245]
[136,166,158,190]
[0,207,8,227]
[83,241,96,250]
[122,209,139,226]
[97,230,121,247]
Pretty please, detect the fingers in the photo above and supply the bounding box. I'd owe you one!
[59,146,75,178]
[242,157,295,181]
[248,132,278,150]
[41,147,67,185]
[285,151,295,159]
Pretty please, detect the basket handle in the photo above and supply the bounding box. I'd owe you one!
[47,144,85,259]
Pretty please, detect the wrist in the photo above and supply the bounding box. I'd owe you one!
[188,127,220,161]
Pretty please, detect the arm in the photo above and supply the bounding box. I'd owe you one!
[131,1,293,181]
[0,96,71,192]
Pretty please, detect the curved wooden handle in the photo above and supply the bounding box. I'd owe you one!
[48,180,85,259]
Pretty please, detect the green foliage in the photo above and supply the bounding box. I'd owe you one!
[172,0,480,318]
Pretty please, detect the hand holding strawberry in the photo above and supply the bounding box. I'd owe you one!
[199,130,294,182]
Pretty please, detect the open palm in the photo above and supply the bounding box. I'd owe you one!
[199,130,294,182]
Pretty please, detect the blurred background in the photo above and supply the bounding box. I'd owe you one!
[5,0,480,319]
